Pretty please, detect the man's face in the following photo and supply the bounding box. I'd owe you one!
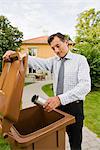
[50,36,69,58]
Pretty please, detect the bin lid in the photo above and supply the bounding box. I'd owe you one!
[0,52,27,133]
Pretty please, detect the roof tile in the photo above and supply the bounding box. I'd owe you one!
[23,36,48,44]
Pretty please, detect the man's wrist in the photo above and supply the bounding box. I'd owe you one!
[56,96,61,105]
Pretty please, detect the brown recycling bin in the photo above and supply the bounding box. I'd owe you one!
[0,53,75,150]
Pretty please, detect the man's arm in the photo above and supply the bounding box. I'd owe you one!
[28,55,53,72]
[3,50,53,72]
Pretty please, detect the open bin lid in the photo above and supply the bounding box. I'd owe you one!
[0,52,27,134]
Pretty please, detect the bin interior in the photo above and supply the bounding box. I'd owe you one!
[13,106,64,135]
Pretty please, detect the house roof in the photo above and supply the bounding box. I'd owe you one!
[22,36,75,45]
[22,36,48,44]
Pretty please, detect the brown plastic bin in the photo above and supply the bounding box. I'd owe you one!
[0,52,27,135]
[0,53,75,150]
[9,106,75,150]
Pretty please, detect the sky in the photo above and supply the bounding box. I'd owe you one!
[0,0,100,40]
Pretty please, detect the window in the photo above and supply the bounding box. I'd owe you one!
[29,47,37,56]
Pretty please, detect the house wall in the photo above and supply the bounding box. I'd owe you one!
[21,44,55,58]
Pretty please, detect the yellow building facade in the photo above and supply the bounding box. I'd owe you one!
[21,36,55,58]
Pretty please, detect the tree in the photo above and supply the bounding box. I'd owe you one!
[74,8,100,88]
[75,8,100,44]
[0,16,23,71]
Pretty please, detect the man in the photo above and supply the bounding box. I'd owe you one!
[3,32,91,150]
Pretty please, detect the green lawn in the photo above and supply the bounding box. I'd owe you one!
[42,84,54,97]
[0,136,11,150]
[42,84,100,137]
[24,81,35,86]
[84,90,100,137]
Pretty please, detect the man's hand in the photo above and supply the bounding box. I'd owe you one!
[3,50,28,61]
[43,96,61,112]
[3,50,16,61]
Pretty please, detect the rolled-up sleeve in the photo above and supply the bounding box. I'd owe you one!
[28,55,54,72]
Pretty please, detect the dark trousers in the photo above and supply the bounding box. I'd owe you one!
[57,100,84,150]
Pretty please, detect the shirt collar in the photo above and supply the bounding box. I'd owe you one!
[56,50,73,61]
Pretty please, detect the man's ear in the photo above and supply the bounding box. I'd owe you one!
[65,40,68,46]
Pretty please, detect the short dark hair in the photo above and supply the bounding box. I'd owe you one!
[48,32,66,45]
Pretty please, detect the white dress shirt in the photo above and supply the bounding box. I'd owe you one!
[28,50,91,105]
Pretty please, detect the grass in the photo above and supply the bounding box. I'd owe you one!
[24,82,34,86]
[84,90,100,137]
[0,136,11,150]
[42,83,100,137]
[42,83,54,97]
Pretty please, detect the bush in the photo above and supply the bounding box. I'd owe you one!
[74,42,100,89]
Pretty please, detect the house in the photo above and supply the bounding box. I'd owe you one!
[21,36,75,80]
[21,36,55,58]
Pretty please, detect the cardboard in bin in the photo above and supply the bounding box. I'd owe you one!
[0,52,75,150]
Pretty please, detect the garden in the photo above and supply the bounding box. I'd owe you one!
[0,8,100,150]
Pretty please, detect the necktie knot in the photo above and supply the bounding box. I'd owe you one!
[61,57,66,62]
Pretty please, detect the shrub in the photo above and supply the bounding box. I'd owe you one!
[74,42,100,89]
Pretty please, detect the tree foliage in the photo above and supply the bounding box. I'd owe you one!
[74,8,100,88]
[0,16,23,53]
[0,15,23,71]
[75,8,100,44]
